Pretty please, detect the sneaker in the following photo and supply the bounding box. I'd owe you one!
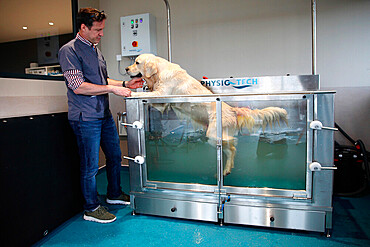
[83,205,116,223]
[106,192,130,205]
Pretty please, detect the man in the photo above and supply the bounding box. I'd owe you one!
[58,8,142,223]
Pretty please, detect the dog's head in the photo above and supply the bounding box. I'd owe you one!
[125,54,159,78]
[126,54,184,91]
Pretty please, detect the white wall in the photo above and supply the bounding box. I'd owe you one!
[98,0,369,146]
[317,0,369,88]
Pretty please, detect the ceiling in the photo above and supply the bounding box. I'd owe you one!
[0,0,73,43]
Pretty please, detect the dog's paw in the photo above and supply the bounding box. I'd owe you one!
[223,169,231,176]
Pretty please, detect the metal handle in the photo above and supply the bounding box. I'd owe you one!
[121,121,143,129]
[117,112,128,136]
[123,155,145,165]
[117,111,126,119]
[309,162,337,171]
[310,120,338,131]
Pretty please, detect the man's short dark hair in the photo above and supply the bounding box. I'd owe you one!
[76,7,107,30]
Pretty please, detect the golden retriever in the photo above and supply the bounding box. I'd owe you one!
[126,54,288,175]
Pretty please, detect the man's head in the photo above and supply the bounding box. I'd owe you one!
[77,8,106,44]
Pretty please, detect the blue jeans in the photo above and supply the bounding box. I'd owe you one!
[69,115,122,211]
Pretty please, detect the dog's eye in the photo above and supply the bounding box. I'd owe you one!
[136,61,140,65]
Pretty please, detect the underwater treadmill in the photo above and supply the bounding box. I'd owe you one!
[123,74,336,236]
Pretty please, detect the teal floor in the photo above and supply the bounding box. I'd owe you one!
[34,168,370,247]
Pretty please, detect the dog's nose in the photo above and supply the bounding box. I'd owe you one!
[125,67,129,72]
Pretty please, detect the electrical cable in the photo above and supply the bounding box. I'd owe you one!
[335,123,355,144]
[118,56,138,76]
[334,122,369,197]
[118,60,126,76]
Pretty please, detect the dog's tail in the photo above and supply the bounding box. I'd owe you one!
[233,107,288,132]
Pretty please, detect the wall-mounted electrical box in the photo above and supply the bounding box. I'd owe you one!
[120,13,157,57]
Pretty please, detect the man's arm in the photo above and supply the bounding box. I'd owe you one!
[63,70,141,97]
[107,77,143,89]
[74,77,143,96]
[74,82,132,97]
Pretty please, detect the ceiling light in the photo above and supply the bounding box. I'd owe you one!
[49,22,54,26]
[22,26,28,30]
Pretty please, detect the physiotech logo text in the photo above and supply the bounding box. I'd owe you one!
[201,79,231,87]
[200,78,258,89]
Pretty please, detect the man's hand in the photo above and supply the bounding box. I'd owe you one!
[111,86,132,97]
[125,77,144,89]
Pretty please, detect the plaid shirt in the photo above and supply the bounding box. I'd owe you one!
[63,33,97,90]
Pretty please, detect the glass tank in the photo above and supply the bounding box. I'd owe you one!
[144,102,217,185]
[142,97,307,191]
[223,99,307,190]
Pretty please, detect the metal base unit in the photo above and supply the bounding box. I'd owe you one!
[132,194,330,232]
[224,204,327,232]
[133,195,219,222]
[124,75,336,234]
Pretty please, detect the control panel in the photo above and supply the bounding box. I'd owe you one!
[120,13,157,57]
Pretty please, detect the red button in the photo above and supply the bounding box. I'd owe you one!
[132,41,138,47]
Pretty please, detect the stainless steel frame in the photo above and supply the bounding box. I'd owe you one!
[124,75,336,234]
[312,0,317,75]
[163,0,172,62]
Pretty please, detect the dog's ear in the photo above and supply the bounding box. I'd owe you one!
[143,60,157,77]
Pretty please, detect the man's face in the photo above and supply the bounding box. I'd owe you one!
[80,19,105,44]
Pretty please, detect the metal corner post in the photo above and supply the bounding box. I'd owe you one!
[311,0,317,75]
[163,0,172,62]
